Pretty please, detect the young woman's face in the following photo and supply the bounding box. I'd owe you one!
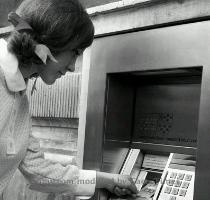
[37,49,81,85]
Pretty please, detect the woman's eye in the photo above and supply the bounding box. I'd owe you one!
[74,49,80,56]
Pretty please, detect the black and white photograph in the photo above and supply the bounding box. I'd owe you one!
[0,0,209,200]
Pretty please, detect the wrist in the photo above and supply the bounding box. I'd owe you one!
[96,171,114,190]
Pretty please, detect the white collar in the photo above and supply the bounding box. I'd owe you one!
[0,38,26,92]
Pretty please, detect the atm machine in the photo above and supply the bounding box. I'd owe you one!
[83,21,210,200]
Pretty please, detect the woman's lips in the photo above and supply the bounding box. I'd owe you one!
[57,72,63,77]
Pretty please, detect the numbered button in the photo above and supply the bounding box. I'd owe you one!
[177,173,185,180]
[170,172,177,179]
[182,181,190,189]
[179,189,187,197]
[170,196,177,200]
[174,180,182,187]
[171,188,179,195]
[185,174,192,181]
[164,186,172,194]
[166,179,175,186]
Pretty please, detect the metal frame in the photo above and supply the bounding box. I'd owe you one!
[83,21,210,200]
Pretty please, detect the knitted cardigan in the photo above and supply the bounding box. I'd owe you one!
[0,39,96,197]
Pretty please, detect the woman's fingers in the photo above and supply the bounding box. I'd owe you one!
[108,173,139,197]
[127,177,138,194]
[123,188,131,195]
[119,175,138,194]
[114,186,137,197]
[114,186,123,196]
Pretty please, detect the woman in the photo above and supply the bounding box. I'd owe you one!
[0,0,138,198]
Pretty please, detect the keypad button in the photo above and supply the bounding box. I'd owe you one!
[174,180,182,187]
[170,196,177,200]
[170,172,177,179]
[166,179,175,186]
[164,186,172,194]
[171,188,179,195]
[185,174,192,181]
[179,189,187,197]
[177,173,185,180]
[182,181,190,189]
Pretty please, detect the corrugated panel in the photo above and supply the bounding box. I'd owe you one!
[26,73,81,118]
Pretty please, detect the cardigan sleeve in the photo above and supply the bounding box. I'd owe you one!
[18,129,96,197]
[0,63,96,197]
[0,67,14,129]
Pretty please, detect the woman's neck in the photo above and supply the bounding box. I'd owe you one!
[18,63,38,79]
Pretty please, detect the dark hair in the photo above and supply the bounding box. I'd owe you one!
[7,0,94,66]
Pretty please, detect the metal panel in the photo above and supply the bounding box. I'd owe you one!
[133,82,200,148]
[84,21,210,200]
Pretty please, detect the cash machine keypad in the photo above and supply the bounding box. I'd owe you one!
[158,169,194,200]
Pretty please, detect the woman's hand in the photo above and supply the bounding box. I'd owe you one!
[96,172,138,198]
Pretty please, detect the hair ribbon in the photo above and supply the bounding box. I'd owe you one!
[8,12,58,64]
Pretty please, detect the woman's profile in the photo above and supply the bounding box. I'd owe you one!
[0,0,138,198]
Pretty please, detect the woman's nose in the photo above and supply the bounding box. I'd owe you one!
[67,64,75,72]
[65,56,77,73]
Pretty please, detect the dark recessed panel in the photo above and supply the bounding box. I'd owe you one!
[133,82,201,148]
[105,76,135,141]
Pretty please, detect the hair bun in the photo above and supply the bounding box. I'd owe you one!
[7,30,37,66]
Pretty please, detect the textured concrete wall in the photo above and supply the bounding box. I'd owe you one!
[89,0,210,36]
[80,0,119,8]
[32,117,78,158]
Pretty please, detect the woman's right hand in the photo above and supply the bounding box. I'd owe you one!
[96,172,138,198]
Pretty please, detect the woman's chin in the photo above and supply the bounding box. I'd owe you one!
[29,73,39,79]
[41,77,56,85]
